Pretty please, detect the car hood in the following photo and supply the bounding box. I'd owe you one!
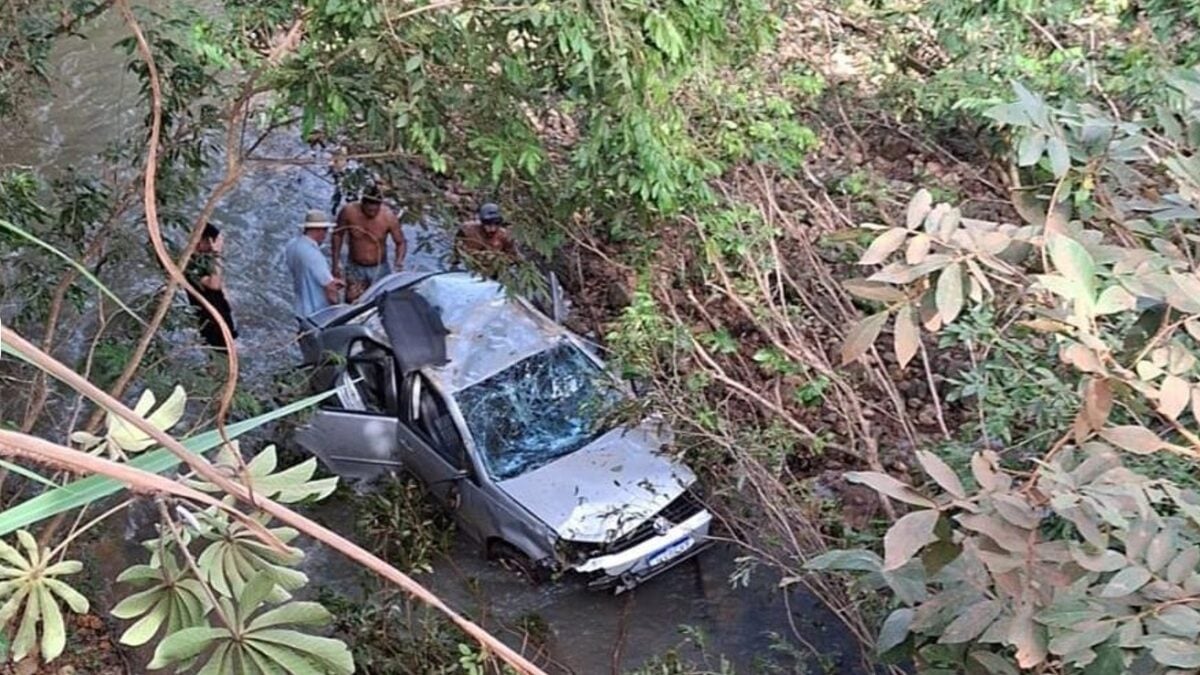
[496,420,694,544]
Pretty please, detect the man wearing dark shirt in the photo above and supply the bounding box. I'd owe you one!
[185,224,238,352]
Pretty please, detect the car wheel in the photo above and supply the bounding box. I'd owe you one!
[489,541,549,584]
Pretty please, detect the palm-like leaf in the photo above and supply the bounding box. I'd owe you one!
[187,443,338,504]
[148,572,353,674]
[195,510,307,602]
[0,530,89,662]
[111,552,210,646]
[70,385,187,458]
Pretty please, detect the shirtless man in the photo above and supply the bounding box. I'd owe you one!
[331,187,406,303]
[454,202,517,276]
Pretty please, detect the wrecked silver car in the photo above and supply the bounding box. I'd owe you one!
[294,271,712,591]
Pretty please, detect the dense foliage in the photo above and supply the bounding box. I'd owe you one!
[9,0,1200,672]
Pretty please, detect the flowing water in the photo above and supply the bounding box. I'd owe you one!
[1,11,869,674]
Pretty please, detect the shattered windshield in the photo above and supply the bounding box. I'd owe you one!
[454,341,620,481]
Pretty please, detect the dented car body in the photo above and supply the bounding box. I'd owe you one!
[294,271,712,591]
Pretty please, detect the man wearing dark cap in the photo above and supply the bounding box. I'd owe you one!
[185,223,239,352]
[454,202,518,276]
[332,185,406,303]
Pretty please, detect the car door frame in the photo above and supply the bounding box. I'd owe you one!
[294,335,404,479]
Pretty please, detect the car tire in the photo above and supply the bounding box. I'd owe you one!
[489,541,549,585]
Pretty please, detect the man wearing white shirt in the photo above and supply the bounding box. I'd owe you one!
[284,209,344,320]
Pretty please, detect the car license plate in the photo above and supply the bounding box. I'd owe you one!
[647,536,694,568]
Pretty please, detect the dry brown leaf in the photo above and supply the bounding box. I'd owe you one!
[936,262,965,324]
[894,304,920,369]
[1008,601,1048,669]
[842,279,907,303]
[938,207,962,239]
[883,509,940,571]
[971,452,1008,492]
[844,471,937,508]
[1159,375,1191,420]
[1186,319,1200,343]
[859,228,909,266]
[1072,411,1091,444]
[907,189,933,229]
[965,258,995,299]
[916,450,965,498]
[956,513,1031,552]
[1062,343,1105,374]
[906,233,932,264]
[1167,344,1196,375]
[1083,378,1114,430]
[1101,426,1165,455]
[840,311,889,365]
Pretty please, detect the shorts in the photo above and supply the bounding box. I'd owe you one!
[346,259,390,288]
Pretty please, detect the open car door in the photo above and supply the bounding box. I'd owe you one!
[294,337,403,479]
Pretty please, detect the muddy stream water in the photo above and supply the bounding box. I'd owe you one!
[1,11,866,674]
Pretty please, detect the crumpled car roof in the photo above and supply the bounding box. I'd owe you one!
[351,271,568,391]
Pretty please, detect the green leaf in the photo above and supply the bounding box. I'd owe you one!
[881,560,927,606]
[1047,235,1095,310]
[239,571,278,613]
[1167,547,1200,584]
[1084,642,1125,674]
[249,602,331,631]
[0,218,143,325]
[11,584,39,662]
[0,389,334,536]
[118,597,169,647]
[877,608,912,654]
[111,586,163,619]
[1048,621,1115,655]
[1151,637,1200,668]
[245,640,321,673]
[43,578,88,614]
[195,643,232,675]
[251,629,354,674]
[1157,605,1200,639]
[1047,136,1070,177]
[37,586,65,662]
[148,626,229,669]
[1095,286,1135,315]
[939,600,1002,644]
[970,650,1020,675]
[805,549,883,573]
[1099,566,1152,598]
[1017,132,1047,166]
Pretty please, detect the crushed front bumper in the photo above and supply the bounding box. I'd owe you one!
[573,510,714,593]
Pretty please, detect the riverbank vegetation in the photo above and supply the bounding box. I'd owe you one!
[5,0,1200,673]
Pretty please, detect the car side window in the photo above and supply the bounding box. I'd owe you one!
[407,376,468,471]
[348,338,398,413]
[328,339,396,415]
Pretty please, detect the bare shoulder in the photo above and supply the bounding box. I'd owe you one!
[336,202,361,224]
[384,205,402,227]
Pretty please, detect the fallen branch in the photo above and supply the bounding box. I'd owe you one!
[5,328,545,674]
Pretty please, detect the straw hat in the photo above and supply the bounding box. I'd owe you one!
[300,209,334,229]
